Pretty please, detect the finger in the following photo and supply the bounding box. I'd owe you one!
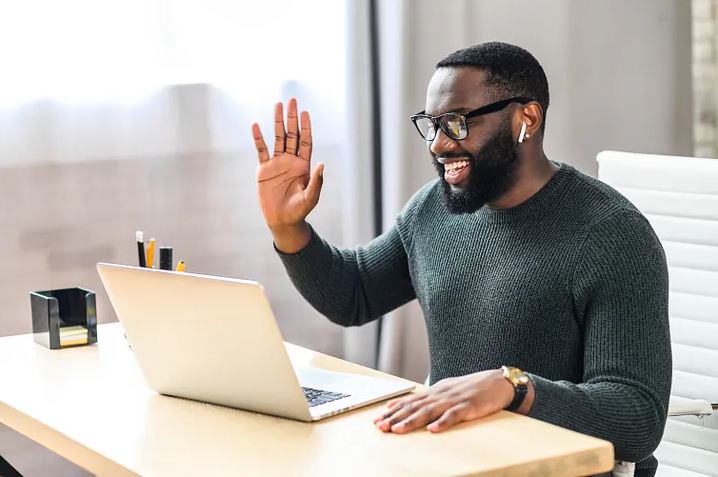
[375,396,437,432]
[375,402,422,432]
[303,163,324,209]
[286,98,299,156]
[373,393,426,424]
[391,401,450,434]
[427,403,471,433]
[298,110,313,162]
[385,393,426,415]
[273,102,286,156]
[386,395,415,409]
[251,123,270,163]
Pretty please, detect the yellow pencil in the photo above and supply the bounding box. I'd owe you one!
[146,238,156,269]
[175,260,185,272]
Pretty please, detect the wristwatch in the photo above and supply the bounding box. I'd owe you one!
[501,365,530,412]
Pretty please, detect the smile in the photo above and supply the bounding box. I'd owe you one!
[444,160,470,171]
[443,159,472,187]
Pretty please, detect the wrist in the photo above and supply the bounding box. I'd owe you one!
[493,369,516,409]
[269,221,308,236]
[499,366,535,415]
[270,222,312,254]
[516,375,535,415]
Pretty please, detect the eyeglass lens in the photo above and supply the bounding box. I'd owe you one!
[414,114,466,141]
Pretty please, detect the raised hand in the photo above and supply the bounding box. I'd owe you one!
[252,99,324,252]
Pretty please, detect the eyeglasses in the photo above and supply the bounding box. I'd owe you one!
[410,96,534,141]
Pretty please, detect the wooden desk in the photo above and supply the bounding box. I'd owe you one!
[0,323,613,476]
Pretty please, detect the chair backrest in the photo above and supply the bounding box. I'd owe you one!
[597,151,718,476]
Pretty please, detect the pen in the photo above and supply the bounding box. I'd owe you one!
[175,260,185,272]
[146,238,156,268]
[159,247,173,270]
[136,231,146,267]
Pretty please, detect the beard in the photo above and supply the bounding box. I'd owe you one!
[432,118,520,214]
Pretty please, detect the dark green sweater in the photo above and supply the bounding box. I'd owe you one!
[278,162,671,471]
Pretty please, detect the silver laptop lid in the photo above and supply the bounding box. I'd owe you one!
[97,263,312,421]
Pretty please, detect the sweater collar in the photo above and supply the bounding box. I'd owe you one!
[475,161,573,223]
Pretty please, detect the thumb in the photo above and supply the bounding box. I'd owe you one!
[304,163,325,208]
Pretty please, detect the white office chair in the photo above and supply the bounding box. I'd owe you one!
[598,151,718,477]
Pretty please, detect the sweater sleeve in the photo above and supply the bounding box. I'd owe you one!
[527,209,671,464]
[275,184,433,327]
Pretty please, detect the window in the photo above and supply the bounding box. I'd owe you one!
[0,0,350,358]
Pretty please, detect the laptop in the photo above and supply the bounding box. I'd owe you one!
[96,263,415,421]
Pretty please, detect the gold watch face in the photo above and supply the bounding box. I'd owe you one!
[503,366,529,386]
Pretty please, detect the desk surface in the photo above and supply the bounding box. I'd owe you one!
[0,323,613,476]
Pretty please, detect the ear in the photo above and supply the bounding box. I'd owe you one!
[514,102,543,143]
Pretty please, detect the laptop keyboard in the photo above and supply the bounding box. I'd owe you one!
[302,387,350,407]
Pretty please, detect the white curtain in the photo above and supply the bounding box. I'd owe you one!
[340,0,381,368]
[0,1,356,356]
[0,0,347,166]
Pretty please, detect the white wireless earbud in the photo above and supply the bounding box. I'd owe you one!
[517,121,528,144]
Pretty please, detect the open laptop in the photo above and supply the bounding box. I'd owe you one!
[97,263,414,421]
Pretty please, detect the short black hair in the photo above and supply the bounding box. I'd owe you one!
[436,42,550,134]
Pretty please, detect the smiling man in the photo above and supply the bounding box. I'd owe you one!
[251,42,671,476]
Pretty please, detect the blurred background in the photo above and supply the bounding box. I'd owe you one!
[0,0,715,475]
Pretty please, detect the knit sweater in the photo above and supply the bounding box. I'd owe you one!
[277,162,671,472]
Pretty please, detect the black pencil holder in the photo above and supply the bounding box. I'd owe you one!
[30,287,97,349]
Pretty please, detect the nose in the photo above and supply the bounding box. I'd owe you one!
[429,128,458,156]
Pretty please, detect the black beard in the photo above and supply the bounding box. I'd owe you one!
[433,120,520,214]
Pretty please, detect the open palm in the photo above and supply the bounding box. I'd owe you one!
[252,99,324,229]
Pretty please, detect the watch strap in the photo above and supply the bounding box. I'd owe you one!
[502,366,529,412]
[506,382,528,412]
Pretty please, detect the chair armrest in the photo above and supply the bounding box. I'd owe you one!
[668,395,713,417]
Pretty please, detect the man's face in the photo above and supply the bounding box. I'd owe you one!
[424,67,521,214]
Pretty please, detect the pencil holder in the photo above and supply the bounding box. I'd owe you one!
[30,287,97,349]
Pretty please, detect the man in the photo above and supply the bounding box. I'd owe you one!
[251,42,670,476]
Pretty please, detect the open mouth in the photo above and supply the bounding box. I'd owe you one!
[443,159,471,187]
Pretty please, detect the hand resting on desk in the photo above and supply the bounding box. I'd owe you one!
[374,369,535,434]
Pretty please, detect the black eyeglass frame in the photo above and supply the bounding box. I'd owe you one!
[410,96,535,141]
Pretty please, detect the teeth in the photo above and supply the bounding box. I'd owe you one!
[445,160,469,171]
